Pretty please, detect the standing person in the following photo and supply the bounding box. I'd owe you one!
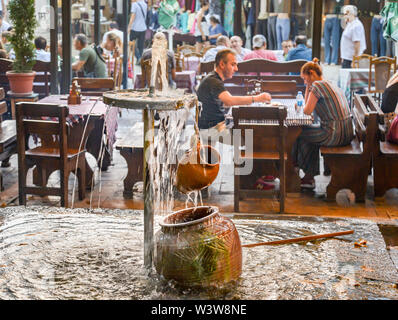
[193,1,210,53]
[197,49,271,144]
[230,35,251,62]
[243,34,277,61]
[293,58,354,189]
[208,16,226,45]
[340,5,366,69]
[0,1,7,19]
[72,34,107,78]
[102,22,124,47]
[128,0,148,65]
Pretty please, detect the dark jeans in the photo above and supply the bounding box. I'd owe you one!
[371,17,386,57]
[323,17,340,64]
[256,18,268,39]
[342,59,352,69]
[267,15,277,50]
[130,30,146,62]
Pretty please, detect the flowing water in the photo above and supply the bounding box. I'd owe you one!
[1,206,397,300]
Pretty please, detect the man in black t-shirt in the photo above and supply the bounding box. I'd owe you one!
[197,49,271,145]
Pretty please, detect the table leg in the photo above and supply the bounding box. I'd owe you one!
[86,118,112,171]
[285,127,302,196]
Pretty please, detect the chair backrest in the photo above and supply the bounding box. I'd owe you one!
[352,54,374,69]
[0,58,13,93]
[0,87,6,123]
[140,59,169,90]
[176,44,196,56]
[237,59,307,75]
[232,106,288,155]
[183,52,202,70]
[199,60,215,74]
[32,60,51,97]
[72,77,115,96]
[16,102,69,164]
[113,56,123,89]
[369,56,397,93]
[352,94,378,154]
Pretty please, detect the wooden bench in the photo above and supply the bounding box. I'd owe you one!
[320,94,378,202]
[363,94,398,198]
[116,122,143,198]
[0,88,17,191]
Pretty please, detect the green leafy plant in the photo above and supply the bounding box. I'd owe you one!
[7,0,37,73]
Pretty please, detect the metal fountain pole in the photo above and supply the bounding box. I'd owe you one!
[143,95,155,269]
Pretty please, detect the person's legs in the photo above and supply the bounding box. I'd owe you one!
[371,17,379,56]
[281,18,290,47]
[378,19,387,57]
[267,16,277,50]
[136,31,146,62]
[331,17,340,65]
[324,18,332,64]
[276,18,282,50]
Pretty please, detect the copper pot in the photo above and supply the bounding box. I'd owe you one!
[154,206,242,287]
[175,144,220,194]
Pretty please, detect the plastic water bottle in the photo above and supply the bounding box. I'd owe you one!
[296,91,304,115]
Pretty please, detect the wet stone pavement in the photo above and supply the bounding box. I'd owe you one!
[0,206,397,300]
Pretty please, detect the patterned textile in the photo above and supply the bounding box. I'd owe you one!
[293,80,354,176]
[224,0,235,36]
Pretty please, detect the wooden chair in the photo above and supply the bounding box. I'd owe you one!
[0,58,13,93]
[368,56,397,99]
[176,44,196,56]
[352,54,374,69]
[232,106,288,213]
[237,59,307,75]
[199,60,215,74]
[113,56,123,89]
[32,60,51,98]
[0,87,17,190]
[363,94,398,198]
[72,77,115,96]
[183,52,202,71]
[16,102,86,207]
[140,59,169,91]
[320,94,378,202]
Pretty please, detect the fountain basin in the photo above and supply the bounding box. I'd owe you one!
[154,206,242,287]
[103,89,197,110]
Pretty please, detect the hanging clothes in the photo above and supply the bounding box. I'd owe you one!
[381,2,398,42]
[210,0,222,16]
[224,0,235,37]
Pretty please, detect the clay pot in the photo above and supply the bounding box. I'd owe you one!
[154,206,242,287]
[6,71,36,95]
[175,144,220,194]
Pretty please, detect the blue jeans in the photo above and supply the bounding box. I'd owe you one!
[276,18,290,50]
[371,17,386,57]
[323,17,340,64]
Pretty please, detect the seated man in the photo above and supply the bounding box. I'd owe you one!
[230,35,251,62]
[282,39,293,60]
[286,35,312,62]
[141,32,176,88]
[243,34,277,61]
[201,35,230,63]
[34,36,51,62]
[72,34,107,78]
[1,31,11,54]
[197,49,271,145]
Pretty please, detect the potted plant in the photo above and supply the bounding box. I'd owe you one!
[6,0,37,94]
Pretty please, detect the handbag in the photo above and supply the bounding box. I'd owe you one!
[386,114,398,144]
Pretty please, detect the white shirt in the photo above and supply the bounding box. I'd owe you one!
[340,18,367,61]
[202,45,228,62]
[35,49,51,62]
[0,19,10,32]
[235,47,252,62]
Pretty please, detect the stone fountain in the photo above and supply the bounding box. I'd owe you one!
[103,36,197,270]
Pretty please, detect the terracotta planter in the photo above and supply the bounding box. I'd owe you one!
[6,71,36,95]
[154,206,242,287]
[175,144,220,194]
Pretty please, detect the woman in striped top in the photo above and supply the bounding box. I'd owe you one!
[293,58,354,189]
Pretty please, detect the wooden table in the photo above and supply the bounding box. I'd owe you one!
[8,91,39,119]
[237,99,313,196]
[37,95,119,188]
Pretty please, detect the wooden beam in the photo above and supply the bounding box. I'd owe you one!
[312,0,323,60]
[122,0,129,88]
[94,0,100,45]
[61,0,72,94]
[50,0,59,94]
